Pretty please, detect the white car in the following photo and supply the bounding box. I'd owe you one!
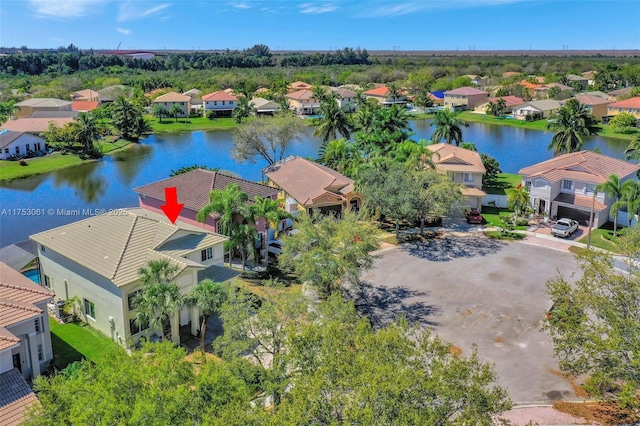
[266,240,283,255]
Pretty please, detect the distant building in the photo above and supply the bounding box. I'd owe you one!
[202,91,238,117]
[13,98,72,118]
[0,130,46,159]
[443,87,489,110]
[363,86,408,107]
[153,92,191,118]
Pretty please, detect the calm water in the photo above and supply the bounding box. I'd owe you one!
[0,121,630,246]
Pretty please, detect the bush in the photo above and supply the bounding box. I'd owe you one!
[19,159,27,166]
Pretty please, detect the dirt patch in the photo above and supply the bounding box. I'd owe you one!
[466,309,473,316]
[548,369,590,398]
[495,336,503,344]
[449,345,463,356]
[553,400,640,426]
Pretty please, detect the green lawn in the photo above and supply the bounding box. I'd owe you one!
[576,225,625,253]
[49,317,119,369]
[483,173,521,196]
[149,115,238,133]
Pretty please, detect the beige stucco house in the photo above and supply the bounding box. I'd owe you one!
[607,97,640,119]
[264,156,362,216]
[14,98,72,118]
[328,87,358,111]
[519,151,638,227]
[363,86,407,107]
[427,144,486,210]
[443,86,489,110]
[473,96,525,114]
[573,94,612,121]
[285,90,320,115]
[513,99,563,120]
[202,91,238,117]
[153,92,191,118]
[31,209,231,349]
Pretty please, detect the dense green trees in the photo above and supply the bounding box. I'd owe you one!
[546,99,600,156]
[506,185,530,223]
[610,112,638,133]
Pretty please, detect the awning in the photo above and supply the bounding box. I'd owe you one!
[461,187,487,197]
[553,192,606,211]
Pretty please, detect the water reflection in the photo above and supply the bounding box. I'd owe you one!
[110,143,153,186]
[52,162,107,203]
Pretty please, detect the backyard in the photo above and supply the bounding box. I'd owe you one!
[48,317,118,369]
[148,115,238,133]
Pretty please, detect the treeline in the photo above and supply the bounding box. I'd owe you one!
[0,45,370,76]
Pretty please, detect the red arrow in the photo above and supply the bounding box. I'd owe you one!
[160,187,184,224]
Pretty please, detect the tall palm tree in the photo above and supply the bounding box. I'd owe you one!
[392,139,435,170]
[111,96,139,139]
[596,174,624,236]
[546,98,600,156]
[169,104,183,122]
[131,115,153,142]
[228,223,258,270]
[72,112,100,154]
[153,104,169,122]
[234,96,255,123]
[430,109,469,146]
[318,138,361,176]
[134,260,183,343]
[624,135,640,162]
[506,185,530,223]
[197,183,250,266]
[185,279,226,354]
[313,92,352,142]
[611,180,640,228]
[251,196,291,265]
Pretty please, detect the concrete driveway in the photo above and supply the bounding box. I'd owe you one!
[354,233,582,405]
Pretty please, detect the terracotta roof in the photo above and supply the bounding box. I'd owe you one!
[608,97,640,109]
[554,193,607,211]
[71,100,100,111]
[31,209,228,287]
[427,143,486,174]
[71,89,99,101]
[0,118,75,133]
[518,80,544,89]
[573,94,611,106]
[202,91,238,102]
[0,328,21,351]
[0,369,39,426]
[134,169,279,214]
[263,156,356,207]
[444,86,488,96]
[537,83,573,92]
[581,71,597,79]
[0,263,53,305]
[519,151,639,184]
[502,71,521,77]
[0,299,42,327]
[285,89,316,101]
[289,81,312,89]
[255,87,269,93]
[482,96,525,107]
[144,88,166,97]
[363,86,392,97]
[154,92,191,103]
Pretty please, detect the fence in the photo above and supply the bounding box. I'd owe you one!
[482,194,508,209]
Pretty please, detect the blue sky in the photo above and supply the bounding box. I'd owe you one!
[1,0,638,51]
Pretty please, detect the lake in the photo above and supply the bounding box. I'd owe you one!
[0,120,632,246]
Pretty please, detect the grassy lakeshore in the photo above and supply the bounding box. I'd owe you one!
[0,139,130,182]
[149,115,238,133]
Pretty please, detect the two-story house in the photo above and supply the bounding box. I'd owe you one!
[427,144,486,210]
[328,87,358,111]
[518,151,639,227]
[13,98,72,118]
[606,97,640,120]
[443,87,489,111]
[573,94,612,121]
[264,156,362,216]
[287,81,313,93]
[285,90,320,115]
[152,92,191,118]
[202,91,238,117]
[30,209,230,348]
[363,86,407,107]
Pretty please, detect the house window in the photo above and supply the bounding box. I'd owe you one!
[129,318,149,335]
[585,183,596,194]
[563,180,573,190]
[37,344,44,361]
[44,275,51,288]
[15,146,19,155]
[201,247,213,261]
[524,181,532,191]
[84,298,96,319]
[35,317,41,333]
[463,173,474,183]
[26,144,30,152]
[214,101,217,106]
[3,148,8,154]
[128,290,141,311]
[222,101,226,106]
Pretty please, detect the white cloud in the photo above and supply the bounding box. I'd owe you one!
[28,0,106,18]
[233,3,251,9]
[116,27,132,35]
[299,3,337,14]
[118,2,172,22]
[364,0,527,17]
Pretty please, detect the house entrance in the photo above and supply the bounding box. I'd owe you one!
[13,353,21,372]
[537,199,546,214]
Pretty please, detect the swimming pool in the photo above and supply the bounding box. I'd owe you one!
[22,269,41,284]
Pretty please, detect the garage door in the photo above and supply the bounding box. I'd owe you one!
[556,206,590,225]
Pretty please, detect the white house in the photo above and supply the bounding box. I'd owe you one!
[328,87,358,111]
[519,151,639,227]
[0,130,46,159]
[202,91,238,117]
[31,208,232,349]
[250,97,281,115]
[513,99,563,120]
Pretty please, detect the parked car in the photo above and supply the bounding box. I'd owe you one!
[266,240,283,255]
[551,218,579,238]
[465,208,483,224]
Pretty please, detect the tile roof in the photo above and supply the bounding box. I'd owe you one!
[0,263,53,305]
[0,131,26,149]
[202,91,238,102]
[134,169,279,214]
[521,100,563,112]
[328,87,357,99]
[554,193,607,211]
[502,71,521,77]
[444,86,488,96]
[608,86,634,96]
[0,369,39,426]
[461,187,487,197]
[537,83,573,91]
[0,118,75,133]
[608,96,640,109]
[30,111,79,119]
[183,88,202,97]
[71,100,100,111]
[427,143,486,173]
[481,96,525,107]
[31,209,228,287]
[263,156,356,207]
[566,74,588,81]
[289,81,312,90]
[15,98,72,108]
[0,328,21,351]
[518,151,639,184]
[71,89,99,101]
[0,299,42,327]
[285,89,316,101]
[574,94,611,106]
[363,86,392,97]
[518,80,544,89]
[249,97,280,111]
[154,92,191,103]
[581,71,597,79]
[584,91,610,100]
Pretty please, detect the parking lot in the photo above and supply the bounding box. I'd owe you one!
[355,233,583,405]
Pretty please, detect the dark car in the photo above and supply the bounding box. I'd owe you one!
[465,208,483,224]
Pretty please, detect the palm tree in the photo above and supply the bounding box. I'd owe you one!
[134,260,183,343]
[169,104,183,122]
[596,174,624,236]
[252,196,291,265]
[611,180,640,228]
[624,135,640,162]
[506,185,530,223]
[153,104,169,122]
[234,96,255,123]
[392,139,435,170]
[185,279,226,354]
[131,115,153,142]
[318,138,361,176]
[487,98,507,116]
[111,96,139,139]
[228,223,258,270]
[313,92,352,142]
[197,183,250,266]
[546,98,600,156]
[413,89,434,112]
[72,112,100,155]
[430,109,469,146]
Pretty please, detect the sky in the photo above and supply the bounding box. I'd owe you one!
[0,0,639,51]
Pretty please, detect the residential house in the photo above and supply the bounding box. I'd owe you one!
[285,90,320,115]
[581,71,597,86]
[427,144,486,210]
[443,87,489,110]
[513,99,563,120]
[183,89,203,114]
[71,100,100,112]
[566,74,589,91]
[13,98,72,118]
[153,92,191,118]
[502,71,521,78]
[31,209,231,348]
[0,261,54,383]
[287,81,313,93]
[584,90,610,100]
[249,97,281,115]
[0,130,46,159]
[607,86,635,100]
[0,368,39,426]
[0,117,75,134]
[517,80,544,97]
[427,91,445,106]
[71,89,99,101]
[134,169,280,235]
[363,86,408,107]
[518,151,638,227]
[606,97,640,119]
[202,91,238,117]
[144,88,166,98]
[473,96,525,114]
[573,94,612,121]
[97,85,133,103]
[264,156,362,215]
[533,83,574,99]
[328,87,357,111]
